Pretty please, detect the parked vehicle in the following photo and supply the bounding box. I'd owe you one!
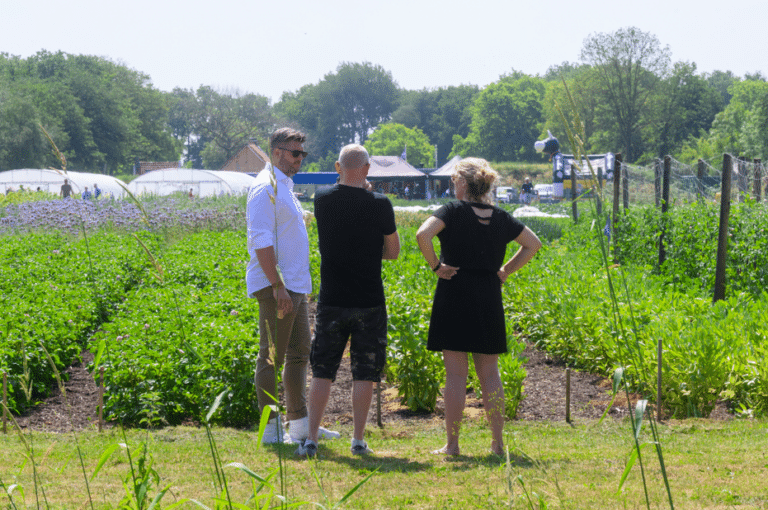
[533,184,556,203]
[495,186,517,203]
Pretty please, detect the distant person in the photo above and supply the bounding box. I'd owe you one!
[295,144,400,458]
[520,177,534,204]
[82,186,92,200]
[188,188,194,198]
[60,179,72,199]
[416,157,541,457]
[94,183,102,199]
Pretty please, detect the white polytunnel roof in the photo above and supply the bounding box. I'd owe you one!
[127,169,257,197]
[0,169,129,198]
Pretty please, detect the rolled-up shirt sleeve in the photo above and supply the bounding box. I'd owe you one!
[247,183,276,255]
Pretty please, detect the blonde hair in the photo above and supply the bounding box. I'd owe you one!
[453,157,498,204]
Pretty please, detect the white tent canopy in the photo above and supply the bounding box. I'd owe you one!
[430,155,462,176]
[0,169,128,198]
[127,169,257,197]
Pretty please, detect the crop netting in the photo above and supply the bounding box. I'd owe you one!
[612,155,767,207]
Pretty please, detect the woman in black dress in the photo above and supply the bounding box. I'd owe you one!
[416,158,541,456]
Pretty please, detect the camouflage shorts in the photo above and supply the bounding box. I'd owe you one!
[310,304,387,382]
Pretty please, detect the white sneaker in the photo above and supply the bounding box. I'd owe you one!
[350,439,373,455]
[289,417,341,442]
[288,416,309,443]
[318,426,340,439]
[294,439,318,458]
[261,417,291,444]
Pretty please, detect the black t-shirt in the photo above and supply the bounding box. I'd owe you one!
[315,185,397,308]
[433,201,525,272]
[522,182,534,193]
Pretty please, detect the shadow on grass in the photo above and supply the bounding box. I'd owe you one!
[263,442,551,474]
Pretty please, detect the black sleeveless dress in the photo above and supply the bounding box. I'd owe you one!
[426,201,525,354]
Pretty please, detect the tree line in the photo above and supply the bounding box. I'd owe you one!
[2,27,767,175]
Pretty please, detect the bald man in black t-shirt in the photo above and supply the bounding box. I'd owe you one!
[295,144,400,458]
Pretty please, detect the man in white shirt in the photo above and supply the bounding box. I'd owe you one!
[246,127,337,444]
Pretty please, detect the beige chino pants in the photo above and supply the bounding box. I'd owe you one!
[254,287,310,422]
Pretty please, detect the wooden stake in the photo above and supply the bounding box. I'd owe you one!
[657,339,663,422]
[565,367,571,424]
[2,372,7,434]
[98,366,104,432]
[376,381,383,428]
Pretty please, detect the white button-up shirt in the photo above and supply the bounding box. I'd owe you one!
[246,165,311,296]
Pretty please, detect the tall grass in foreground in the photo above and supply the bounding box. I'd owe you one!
[555,81,674,508]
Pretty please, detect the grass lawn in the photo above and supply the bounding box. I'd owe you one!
[1,418,767,509]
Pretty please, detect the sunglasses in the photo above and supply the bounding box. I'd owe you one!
[277,147,308,158]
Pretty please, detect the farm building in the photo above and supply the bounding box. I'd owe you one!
[221,141,270,174]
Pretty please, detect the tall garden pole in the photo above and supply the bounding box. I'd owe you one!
[658,156,671,268]
[2,372,7,434]
[622,164,629,211]
[596,166,603,215]
[654,158,662,207]
[697,159,706,200]
[571,166,578,223]
[754,159,762,202]
[713,154,733,303]
[657,339,663,422]
[612,154,622,263]
[565,367,571,424]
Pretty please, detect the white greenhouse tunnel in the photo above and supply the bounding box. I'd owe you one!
[127,169,257,198]
[0,169,129,198]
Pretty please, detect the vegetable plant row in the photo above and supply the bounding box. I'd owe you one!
[506,199,768,417]
[1,196,766,427]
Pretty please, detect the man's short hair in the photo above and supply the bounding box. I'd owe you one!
[338,144,370,170]
[270,127,307,150]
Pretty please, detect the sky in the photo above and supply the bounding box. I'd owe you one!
[2,0,767,103]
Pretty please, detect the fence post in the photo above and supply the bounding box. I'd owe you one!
[754,159,762,203]
[657,339,663,422]
[98,366,104,432]
[571,166,578,223]
[654,158,662,207]
[596,166,603,215]
[622,164,629,211]
[658,156,671,268]
[713,154,733,303]
[697,159,706,200]
[565,367,571,424]
[2,371,7,434]
[376,381,383,428]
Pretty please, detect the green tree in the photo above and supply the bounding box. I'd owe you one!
[276,62,399,163]
[363,123,434,167]
[707,79,768,159]
[452,75,545,161]
[541,64,603,155]
[580,27,671,162]
[391,85,478,167]
[1,50,180,173]
[648,62,723,159]
[193,86,273,169]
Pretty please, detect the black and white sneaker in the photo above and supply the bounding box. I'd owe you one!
[350,439,373,455]
[295,440,318,458]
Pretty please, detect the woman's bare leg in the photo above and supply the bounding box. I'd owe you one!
[474,353,505,455]
[434,350,468,456]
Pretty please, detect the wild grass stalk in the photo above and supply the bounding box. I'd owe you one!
[555,78,674,509]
